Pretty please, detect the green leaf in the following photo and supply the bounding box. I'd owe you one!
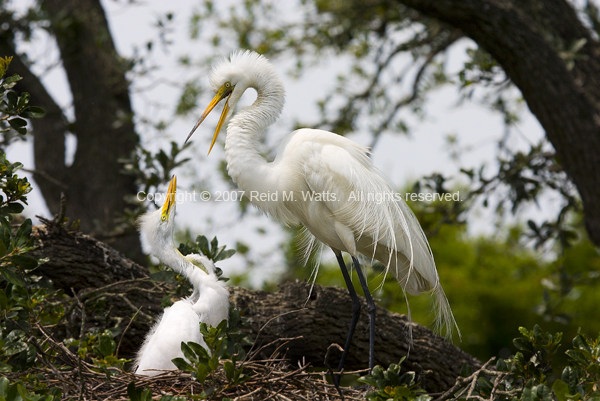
[171,357,194,372]
[214,248,235,262]
[2,74,21,85]
[187,341,210,362]
[4,203,24,214]
[16,92,29,109]
[217,319,228,332]
[210,236,218,255]
[2,340,28,357]
[224,360,234,381]
[8,118,27,135]
[20,106,45,119]
[127,381,144,401]
[522,380,534,401]
[181,342,198,364]
[196,235,210,256]
[6,91,17,109]
[533,384,552,401]
[561,366,578,394]
[565,350,588,366]
[460,362,472,377]
[0,267,25,287]
[532,324,543,340]
[195,363,209,382]
[14,218,32,243]
[99,331,115,357]
[573,332,592,354]
[514,338,535,353]
[552,380,573,401]
[495,358,509,372]
[9,255,38,271]
[0,289,7,311]
[150,270,177,283]
[0,377,8,397]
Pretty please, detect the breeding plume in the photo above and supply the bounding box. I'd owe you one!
[135,176,230,376]
[186,50,458,378]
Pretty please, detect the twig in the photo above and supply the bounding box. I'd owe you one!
[434,357,497,401]
[116,305,142,358]
[72,288,88,401]
[246,309,306,361]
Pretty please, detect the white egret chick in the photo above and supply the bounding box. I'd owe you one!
[135,176,230,376]
[185,50,459,380]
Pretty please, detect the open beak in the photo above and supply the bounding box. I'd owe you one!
[161,175,177,221]
[184,83,233,156]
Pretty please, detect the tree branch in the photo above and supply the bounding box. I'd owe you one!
[393,0,600,246]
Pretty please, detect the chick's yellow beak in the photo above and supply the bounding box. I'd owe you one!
[184,83,233,156]
[161,175,177,221]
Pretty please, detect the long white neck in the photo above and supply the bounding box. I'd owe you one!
[153,243,198,283]
[224,72,285,192]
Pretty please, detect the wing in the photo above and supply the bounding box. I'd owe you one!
[288,129,438,292]
[278,129,458,339]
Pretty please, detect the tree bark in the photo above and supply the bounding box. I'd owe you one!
[31,224,480,392]
[232,282,480,393]
[0,0,144,262]
[393,0,600,246]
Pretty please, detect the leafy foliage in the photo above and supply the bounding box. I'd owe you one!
[553,330,600,401]
[0,156,44,374]
[178,234,236,265]
[178,234,236,283]
[172,310,247,383]
[359,357,431,401]
[64,328,130,378]
[0,56,45,150]
[122,141,192,201]
[359,326,600,401]
[0,376,61,401]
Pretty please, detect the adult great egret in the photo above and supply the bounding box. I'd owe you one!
[185,50,458,376]
[135,176,230,376]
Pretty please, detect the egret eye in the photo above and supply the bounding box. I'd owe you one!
[225,82,231,88]
[161,215,167,222]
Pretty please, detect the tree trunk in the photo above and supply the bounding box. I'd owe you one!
[394,0,600,246]
[31,224,480,392]
[0,0,144,262]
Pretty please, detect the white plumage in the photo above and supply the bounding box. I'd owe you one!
[134,176,230,376]
[186,50,458,374]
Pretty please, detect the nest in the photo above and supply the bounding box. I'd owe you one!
[10,326,369,400]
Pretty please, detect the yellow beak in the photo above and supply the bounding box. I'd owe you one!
[161,175,177,221]
[184,83,233,156]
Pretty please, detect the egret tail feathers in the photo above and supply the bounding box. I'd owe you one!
[431,284,461,341]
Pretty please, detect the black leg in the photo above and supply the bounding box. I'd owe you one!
[333,250,361,386]
[352,256,376,370]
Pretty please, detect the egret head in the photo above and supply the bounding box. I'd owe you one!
[184,50,282,154]
[138,175,178,253]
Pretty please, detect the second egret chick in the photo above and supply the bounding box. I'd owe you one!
[135,176,230,376]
